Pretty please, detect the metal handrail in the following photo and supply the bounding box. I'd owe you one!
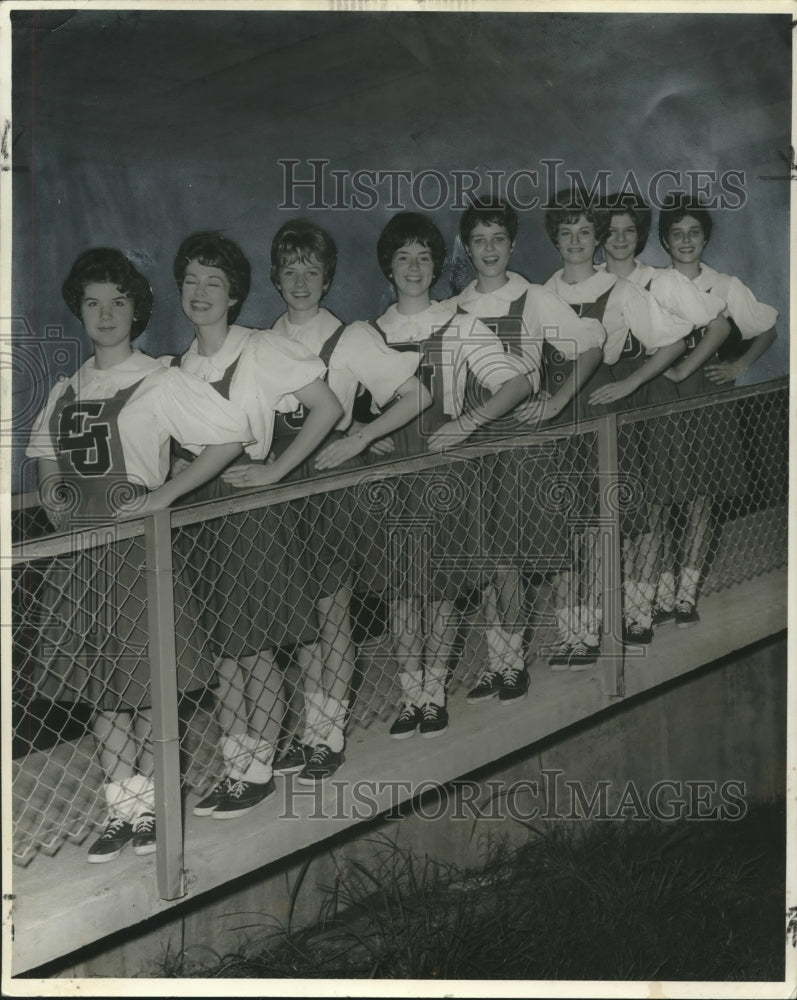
[11,377,787,551]
[9,378,789,896]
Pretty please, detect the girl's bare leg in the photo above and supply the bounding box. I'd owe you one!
[213,657,248,737]
[550,568,576,652]
[321,578,356,708]
[496,567,523,628]
[652,503,677,613]
[678,495,711,606]
[92,710,137,782]
[582,527,602,646]
[423,596,458,706]
[133,708,153,778]
[393,595,424,707]
[294,640,324,745]
[246,649,283,749]
[316,579,357,753]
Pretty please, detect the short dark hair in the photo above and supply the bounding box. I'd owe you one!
[459,198,518,245]
[544,189,609,247]
[603,193,651,255]
[270,219,337,290]
[658,194,712,251]
[173,231,250,323]
[62,248,153,338]
[376,212,446,284]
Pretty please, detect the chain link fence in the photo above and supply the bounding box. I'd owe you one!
[617,383,789,629]
[10,379,788,873]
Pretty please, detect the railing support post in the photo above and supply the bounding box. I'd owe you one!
[596,414,625,697]
[145,509,186,900]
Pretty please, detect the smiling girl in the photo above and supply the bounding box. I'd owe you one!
[595,194,733,638]
[651,197,778,627]
[26,248,252,862]
[542,195,694,665]
[446,198,605,702]
[260,219,429,783]
[169,231,341,820]
[363,212,535,739]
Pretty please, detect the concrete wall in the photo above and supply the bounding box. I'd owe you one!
[50,632,786,978]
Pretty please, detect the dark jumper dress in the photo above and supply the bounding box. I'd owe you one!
[539,283,652,536]
[643,320,749,505]
[269,324,370,600]
[171,351,319,657]
[35,378,216,711]
[466,292,569,569]
[360,316,483,602]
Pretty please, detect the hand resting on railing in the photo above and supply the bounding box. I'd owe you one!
[313,421,394,470]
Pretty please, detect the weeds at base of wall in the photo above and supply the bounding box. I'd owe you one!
[149,802,786,981]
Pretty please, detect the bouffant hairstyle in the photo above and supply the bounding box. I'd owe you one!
[173,231,251,323]
[544,189,610,247]
[658,194,712,251]
[270,219,337,290]
[603,193,652,256]
[376,212,447,285]
[62,248,154,338]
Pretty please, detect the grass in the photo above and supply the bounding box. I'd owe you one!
[151,801,786,981]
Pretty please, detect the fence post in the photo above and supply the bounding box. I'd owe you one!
[144,509,185,900]
[596,415,624,697]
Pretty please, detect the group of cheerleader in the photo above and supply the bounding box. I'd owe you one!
[24,190,778,863]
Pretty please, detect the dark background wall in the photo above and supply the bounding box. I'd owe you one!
[10,9,791,492]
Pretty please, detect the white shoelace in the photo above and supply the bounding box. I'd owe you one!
[209,776,233,796]
[500,663,523,682]
[308,744,332,765]
[134,814,155,834]
[100,817,127,839]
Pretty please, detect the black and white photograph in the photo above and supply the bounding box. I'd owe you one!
[2,2,793,995]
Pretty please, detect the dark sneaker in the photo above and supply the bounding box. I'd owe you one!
[132,812,156,856]
[87,817,134,864]
[193,776,234,817]
[651,604,676,627]
[622,621,654,645]
[569,641,600,671]
[389,703,422,740]
[419,703,449,738]
[466,669,502,704]
[549,641,574,672]
[675,601,700,628]
[274,740,313,775]
[296,744,345,785]
[498,666,529,704]
[211,779,276,820]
